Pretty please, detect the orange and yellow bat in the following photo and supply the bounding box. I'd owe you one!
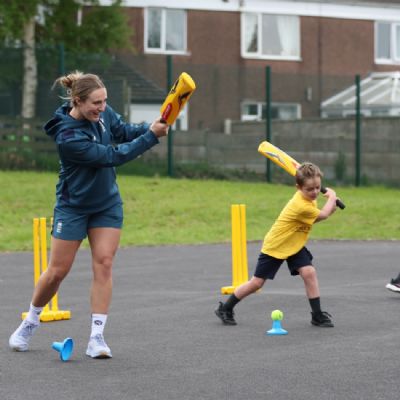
[258,140,300,176]
[160,72,196,125]
[258,140,345,209]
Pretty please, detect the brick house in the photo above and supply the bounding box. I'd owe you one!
[108,0,400,131]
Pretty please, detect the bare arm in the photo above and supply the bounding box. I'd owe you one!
[315,188,337,222]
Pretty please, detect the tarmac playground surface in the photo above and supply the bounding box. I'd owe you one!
[1,240,400,400]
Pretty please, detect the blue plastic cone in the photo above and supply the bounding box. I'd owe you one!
[52,337,74,361]
[266,320,288,335]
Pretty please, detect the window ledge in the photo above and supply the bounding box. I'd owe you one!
[375,59,400,65]
[144,49,191,56]
[241,54,302,62]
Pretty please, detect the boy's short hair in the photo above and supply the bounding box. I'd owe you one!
[296,162,323,186]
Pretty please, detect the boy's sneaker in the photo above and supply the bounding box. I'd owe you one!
[386,279,400,293]
[86,334,112,359]
[9,320,39,351]
[215,302,237,325]
[311,311,334,327]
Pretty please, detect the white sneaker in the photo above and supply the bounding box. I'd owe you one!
[86,334,112,359]
[386,280,400,293]
[9,320,39,351]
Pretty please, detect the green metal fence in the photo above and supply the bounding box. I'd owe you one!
[1,45,400,185]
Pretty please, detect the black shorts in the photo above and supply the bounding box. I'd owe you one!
[254,247,314,280]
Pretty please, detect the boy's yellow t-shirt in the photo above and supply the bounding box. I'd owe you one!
[261,191,320,259]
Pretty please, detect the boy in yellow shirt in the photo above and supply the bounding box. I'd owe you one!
[215,162,338,327]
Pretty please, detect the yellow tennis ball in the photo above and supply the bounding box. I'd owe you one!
[271,309,283,321]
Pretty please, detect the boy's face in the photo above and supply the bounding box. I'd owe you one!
[297,177,321,202]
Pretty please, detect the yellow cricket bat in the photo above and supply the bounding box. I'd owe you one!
[258,140,345,209]
[160,72,196,125]
[258,141,300,176]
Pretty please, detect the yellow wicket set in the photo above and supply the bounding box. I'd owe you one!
[221,204,249,294]
[21,217,71,322]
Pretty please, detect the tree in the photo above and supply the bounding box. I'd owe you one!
[0,0,132,118]
[0,0,40,118]
[22,16,37,119]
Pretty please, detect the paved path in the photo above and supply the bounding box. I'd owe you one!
[1,241,399,400]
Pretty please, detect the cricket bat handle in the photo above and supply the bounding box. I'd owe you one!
[320,187,345,209]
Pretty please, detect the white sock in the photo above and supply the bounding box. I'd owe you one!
[90,314,107,337]
[26,303,43,325]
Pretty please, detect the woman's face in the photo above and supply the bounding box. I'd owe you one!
[74,87,107,122]
[297,176,321,202]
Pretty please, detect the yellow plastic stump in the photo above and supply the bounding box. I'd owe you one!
[221,204,249,294]
[21,217,71,322]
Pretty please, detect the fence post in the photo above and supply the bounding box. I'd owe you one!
[58,43,66,105]
[58,42,65,75]
[166,55,174,177]
[265,66,272,182]
[355,74,361,186]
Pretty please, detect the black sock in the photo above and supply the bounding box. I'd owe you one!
[393,273,400,283]
[309,297,321,313]
[223,294,240,311]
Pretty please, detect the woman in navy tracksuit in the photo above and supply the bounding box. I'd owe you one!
[9,71,169,358]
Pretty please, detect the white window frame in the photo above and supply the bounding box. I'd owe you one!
[241,13,301,61]
[375,21,400,64]
[144,8,187,55]
[241,101,301,121]
[129,103,189,131]
[241,102,262,121]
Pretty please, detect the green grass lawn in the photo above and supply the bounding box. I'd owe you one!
[0,170,399,252]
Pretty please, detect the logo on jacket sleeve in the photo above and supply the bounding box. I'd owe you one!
[99,118,106,133]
